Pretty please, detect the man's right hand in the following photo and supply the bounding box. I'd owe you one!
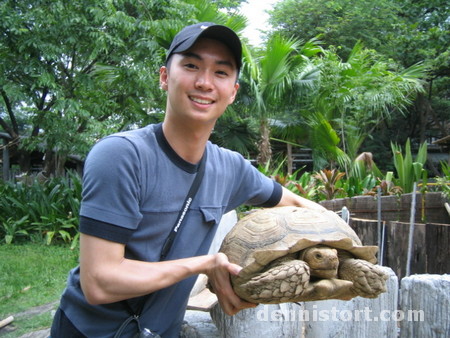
[206,253,257,315]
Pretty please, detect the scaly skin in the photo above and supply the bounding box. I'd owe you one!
[232,257,310,304]
[338,251,388,298]
[230,246,388,304]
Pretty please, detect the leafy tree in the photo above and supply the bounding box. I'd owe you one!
[0,0,250,177]
[268,0,449,171]
[309,44,426,173]
[0,0,190,175]
[269,0,401,59]
[210,0,248,11]
[388,0,450,144]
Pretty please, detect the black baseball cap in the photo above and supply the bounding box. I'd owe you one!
[166,22,242,70]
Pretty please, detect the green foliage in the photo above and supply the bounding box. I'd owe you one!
[257,137,446,203]
[287,171,319,201]
[0,0,198,174]
[373,171,403,196]
[0,172,82,246]
[343,153,381,197]
[240,34,323,166]
[435,162,450,199]
[268,0,447,171]
[391,139,428,193]
[314,168,346,200]
[311,45,426,166]
[306,112,350,170]
[211,0,247,10]
[210,115,258,156]
[269,0,402,59]
[2,216,29,245]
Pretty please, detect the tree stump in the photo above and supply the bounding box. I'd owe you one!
[210,303,303,338]
[399,274,450,337]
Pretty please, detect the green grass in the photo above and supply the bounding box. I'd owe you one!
[0,243,79,337]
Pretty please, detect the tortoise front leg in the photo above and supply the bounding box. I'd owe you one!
[338,251,388,298]
[232,257,311,304]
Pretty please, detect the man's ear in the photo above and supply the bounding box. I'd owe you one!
[159,66,169,91]
[228,82,240,104]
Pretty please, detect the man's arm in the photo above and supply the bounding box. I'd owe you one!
[79,233,255,315]
[276,186,326,210]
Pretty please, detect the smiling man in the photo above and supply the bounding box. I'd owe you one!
[50,22,324,338]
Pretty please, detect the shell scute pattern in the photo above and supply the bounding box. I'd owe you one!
[219,206,388,304]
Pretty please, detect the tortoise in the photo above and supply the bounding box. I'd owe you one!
[219,206,388,304]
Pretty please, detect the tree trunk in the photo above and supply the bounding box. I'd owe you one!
[42,150,66,177]
[257,119,272,167]
[287,143,293,175]
[416,93,429,144]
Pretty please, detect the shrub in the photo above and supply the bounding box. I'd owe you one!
[0,171,82,246]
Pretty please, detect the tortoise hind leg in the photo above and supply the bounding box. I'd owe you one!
[232,257,310,304]
[338,253,388,298]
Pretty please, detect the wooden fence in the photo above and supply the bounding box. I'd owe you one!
[350,218,449,281]
[320,192,449,224]
[320,192,450,281]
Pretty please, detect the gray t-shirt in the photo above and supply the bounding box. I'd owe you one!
[58,123,282,337]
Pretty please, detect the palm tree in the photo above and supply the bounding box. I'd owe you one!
[241,35,322,167]
[311,42,426,174]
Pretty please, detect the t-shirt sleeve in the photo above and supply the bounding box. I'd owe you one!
[79,216,134,244]
[224,150,283,209]
[79,136,143,231]
[254,180,283,207]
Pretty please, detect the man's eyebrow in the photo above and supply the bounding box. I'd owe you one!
[182,51,202,61]
[181,52,235,68]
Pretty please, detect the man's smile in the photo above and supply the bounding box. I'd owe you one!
[189,96,214,105]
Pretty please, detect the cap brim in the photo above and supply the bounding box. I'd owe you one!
[166,24,242,70]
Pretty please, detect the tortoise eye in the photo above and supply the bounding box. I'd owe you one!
[315,253,322,259]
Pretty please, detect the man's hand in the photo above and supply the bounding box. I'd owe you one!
[206,253,257,315]
[278,187,326,211]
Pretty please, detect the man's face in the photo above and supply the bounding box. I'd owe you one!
[160,38,240,125]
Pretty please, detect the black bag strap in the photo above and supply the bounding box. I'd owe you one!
[119,149,207,326]
[160,150,207,260]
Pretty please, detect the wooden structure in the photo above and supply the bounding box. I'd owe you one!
[432,134,450,165]
[350,218,450,281]
[320,192,449,224]
[320,193,450,281]
[0,132,83,181]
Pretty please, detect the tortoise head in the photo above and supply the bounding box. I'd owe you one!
[300,245,339,279]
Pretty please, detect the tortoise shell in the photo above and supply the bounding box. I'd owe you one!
[220,206,378,277]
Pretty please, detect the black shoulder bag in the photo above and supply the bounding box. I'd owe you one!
[115,151,207,338]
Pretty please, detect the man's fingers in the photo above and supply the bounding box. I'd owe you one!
[221,296,257,316]
[208,253,258,316]
[227,262,242,276]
